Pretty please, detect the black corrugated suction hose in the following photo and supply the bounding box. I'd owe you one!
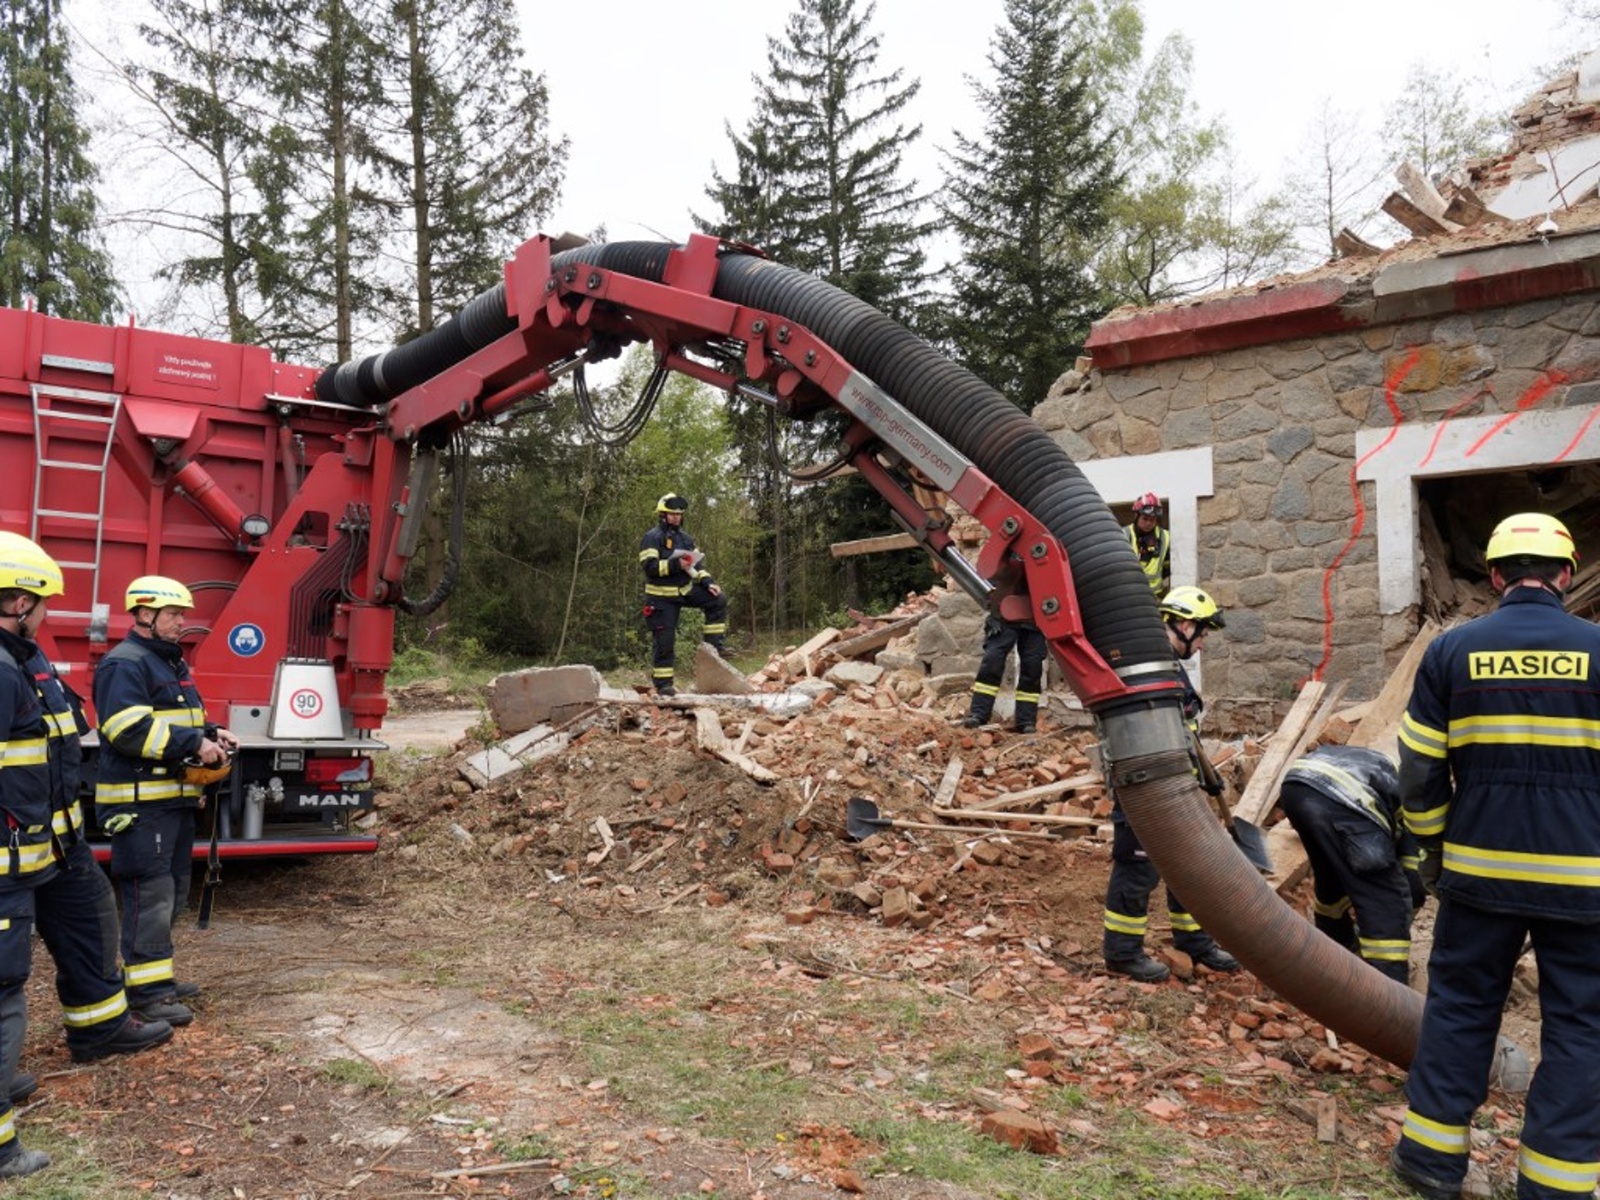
[315,239,1425,1065]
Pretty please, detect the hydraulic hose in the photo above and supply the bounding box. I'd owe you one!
[316,240,1425,1065]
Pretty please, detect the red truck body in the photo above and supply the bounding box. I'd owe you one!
[1,306,399,857]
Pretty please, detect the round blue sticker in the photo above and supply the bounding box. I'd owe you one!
[228,623,266,657]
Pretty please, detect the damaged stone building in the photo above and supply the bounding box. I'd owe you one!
[1032,58,1600,710]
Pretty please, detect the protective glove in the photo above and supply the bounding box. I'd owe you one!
[1417,844,1443,897]
[707,582,722,598]
[102,812,138,836]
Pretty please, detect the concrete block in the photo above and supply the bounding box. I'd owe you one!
[693,643,754,694]
[825,660,884,688]
[488,665,604,734]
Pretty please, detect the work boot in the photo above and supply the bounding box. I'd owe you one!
[0,1148,50,1179]
[1105,954,1171,984]
[70,1014,175,1063]
[1013,720,1036,734]
[7,1073,36,1106]
[1390,1145,1462,1200]
[134,999,193,1027]
[655,686,677,698]
[960,714,983,729]
[174,981,202,1001]
[1193,946,1241,972]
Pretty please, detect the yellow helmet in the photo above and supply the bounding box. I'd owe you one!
[125,575,194,612]
[0,532,64,598]
[1484,513,1577,568]
[1159,585,1225,629]
[656,493,688,516]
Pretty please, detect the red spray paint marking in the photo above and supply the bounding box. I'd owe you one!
[1554,404,1600,463]
[1464,370,1566,457]
[1307,349,1419,683]
[1418,387,1493,469]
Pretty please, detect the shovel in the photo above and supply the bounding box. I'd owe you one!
[1193,737,1273,874]
[844,797,1053,842]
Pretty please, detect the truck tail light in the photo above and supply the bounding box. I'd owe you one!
[303,756,372,787]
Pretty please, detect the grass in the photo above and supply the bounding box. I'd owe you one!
[317,1055,391,1091]
[0,1128,145,1200]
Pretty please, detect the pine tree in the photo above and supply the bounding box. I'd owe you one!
[0,0,119,319]
[940,0,1119,410]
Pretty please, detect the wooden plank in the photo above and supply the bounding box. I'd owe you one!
[827,611,929,660]
[1381,192,1451,237]
[783,627,842,675]
[1267,822,1312,896]
[932,807,1101,827]
[830,532,918,558]
[955,771,1102,811]
[1395,162,1456,225]
[932,756,965,810]
[1334,226,1381,258]
[1230,680,1345,831]
[1347,619,1444,759]
[1231,680,1327,827]
[1441,185,1491,226]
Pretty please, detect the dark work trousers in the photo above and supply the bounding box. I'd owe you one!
[1398,897,1600,1200]
[1278,781,1414,983]
[108,806,195,1006]
[1102,808,1221,964]
[34,838,133,1055]
[0,886,36,1163]
[968,619,1047,727]
[644,583,728,692]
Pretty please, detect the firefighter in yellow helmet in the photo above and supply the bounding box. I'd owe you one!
[0,536,176,1178]
[1102,586,1239,982]
[1393,513,1600,1200]
[638,494,728,696]
[94,575,238,1031]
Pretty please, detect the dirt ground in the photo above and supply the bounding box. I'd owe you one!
[12,696,1540,1200]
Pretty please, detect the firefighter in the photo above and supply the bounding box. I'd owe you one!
[1124,492,1172,597]
[1102,586,1240,982]
[638,494,727,697]
[1277,745,1425,984]
[0,536,174,1104]
[94,576,238,1030]
[963,613,1048,734]
[1391,513,1600,1200]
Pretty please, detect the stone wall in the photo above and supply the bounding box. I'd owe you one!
[1034,294,1600,703]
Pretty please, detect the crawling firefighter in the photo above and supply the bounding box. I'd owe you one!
[638,494,728,697]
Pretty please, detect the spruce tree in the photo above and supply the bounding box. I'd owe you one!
[940,0,1118,411]
[0,0,119,319]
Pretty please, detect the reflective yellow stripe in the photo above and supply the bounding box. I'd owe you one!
[1358,938,1410,962]
[1401,1111,1469,1155]
[644,584,686,597]
[51,801,85,837]
[101,705,155,741]
[62,991,128,1028]
[0,739,47,765]
[95,780,187,803]
[1285,758,1389,825]
[1169,911,1201,933]
[1399,712,1448,758]
[638,549,658,562]
[1313,896,1351,919]
[124,958,174,987]
[14,841,55,874]
[1015,690,1041,703]
[43,710,75,736]
[1519,1145,1600,1193]
[1443,842,1600,887]
[0,1109,13,1144]
[1103,910,1146,936]
[1405,804,1448,839]
[971,682,999,698]
[1448,712,1600,750]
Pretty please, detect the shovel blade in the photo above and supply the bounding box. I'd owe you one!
[845,796,889,842]
[1231,818,1274,874]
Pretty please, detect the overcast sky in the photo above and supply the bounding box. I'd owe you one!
[527,0,1578,247]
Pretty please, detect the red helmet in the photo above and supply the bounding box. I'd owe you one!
[1133,492,1162,516]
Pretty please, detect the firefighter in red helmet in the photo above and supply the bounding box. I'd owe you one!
[1125,492,1171,597]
